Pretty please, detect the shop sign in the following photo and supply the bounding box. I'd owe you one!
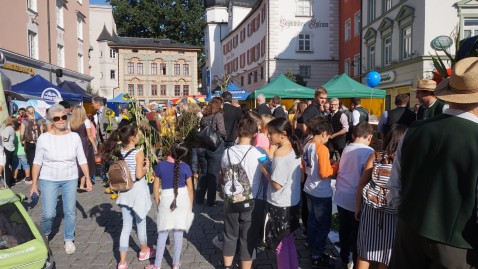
[1,62,35,76]
[380,71,395,84]
[279,17,329,31]
[41,88,62,105]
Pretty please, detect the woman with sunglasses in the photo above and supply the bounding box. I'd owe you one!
[29,104,91,255]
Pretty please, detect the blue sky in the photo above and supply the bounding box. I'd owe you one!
[89,0,109,5]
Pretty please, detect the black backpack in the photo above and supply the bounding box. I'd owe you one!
[222,147,255,213]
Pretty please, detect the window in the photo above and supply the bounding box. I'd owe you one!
[27,30,37,59]
[78,54,83,73]
[297,0,311,16]
[383,0,392,13]
[261,38,266,56]
[127,62,134,74]
[100,51,103,58]
[233,35,238,48]
[110,49,116,58]
[183,64,189,76]
[354,12,361,36]
[383,36,392,66]
[27,0,37,12]
[151,85,158,96]
[298,34,311,52]
[261,66,264,79]
[240,53,245,68]
[110,70,116,79]
[254,71,258,82]
[368,0,376,23]
[160,85,167,96]
[174,85,181,96]
[368,45,375,70]
[248,73,252,84]
[261,4,266,23]
[255,43,260,61]
[137,63,143,75]
[241,76,244,86]
[345,19,351,41]
[464,18,478,38]
[56,1,63,28]
[299,65,311,79]
[160,63,167,75]
[128,84,134,96]
[137,84,144,96]
[174,64,180,75]
[178,51,184,55]
[255,14,260,30]
[77,15,83,40]
[183,85,189,96]
[402,26,412,60]
[57,45,64,68]
[99,72,103,79]
[151,63,157,75]
[353,54,360,76]
[344,58,350,76]
[240,29,246,43]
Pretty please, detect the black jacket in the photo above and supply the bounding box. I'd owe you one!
[257,103,272,116]
[272,105,287,119]
[223,103,243,143]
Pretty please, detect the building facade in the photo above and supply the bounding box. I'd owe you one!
[361,0,458,110]
[205,0,339,93]
[0,0,92,87]
[109,37,200,103]
[339,0,362,81]
[89,4,118,99]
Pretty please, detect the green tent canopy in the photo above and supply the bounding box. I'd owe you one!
[251,74,315,99]
[322,73,386,98]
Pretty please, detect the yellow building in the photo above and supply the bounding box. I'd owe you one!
[109,37,200,103]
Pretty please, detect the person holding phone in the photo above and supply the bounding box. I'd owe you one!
[29,104,91,255]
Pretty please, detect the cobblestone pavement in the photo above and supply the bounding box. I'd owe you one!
[12,181,343,269]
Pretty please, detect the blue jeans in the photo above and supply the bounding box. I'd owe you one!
[306,194,332,258]
[196,143,225,206]
[40,179,77,242]
[119,206,147,252]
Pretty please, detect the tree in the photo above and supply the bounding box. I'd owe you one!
[108,0,206,77]
[284,69,307,86]
[86,84,99,97]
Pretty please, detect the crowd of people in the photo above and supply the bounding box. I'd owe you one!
[0,57,477,269]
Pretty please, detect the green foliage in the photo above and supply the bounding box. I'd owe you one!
[284,69,307,86]
[86,83,99,96]
[107,0,206,76]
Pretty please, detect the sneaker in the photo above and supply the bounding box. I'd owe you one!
[24,177,33,185]
[138,247,155,261]
[118,262,128,269]
[65,241,76,254]
[144,265,158,269]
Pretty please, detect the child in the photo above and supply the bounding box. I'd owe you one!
[12,121,30,184]
[99,124,153,269]
[221,117,264,269]
[303,116,339,266]
[333,122,374,267]
[145,142,194,269]
[262,117,303,269]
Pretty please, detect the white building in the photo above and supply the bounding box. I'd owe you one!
[204,0,339,93]
[361,0,460,109]
[89,4,119,99]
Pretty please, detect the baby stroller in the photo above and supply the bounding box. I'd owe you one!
[0,188,54,268]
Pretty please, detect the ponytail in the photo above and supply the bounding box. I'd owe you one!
[289,134,303,159]
[170,159,180,211]
[99,129,121,163]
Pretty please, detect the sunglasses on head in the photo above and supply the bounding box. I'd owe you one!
[52,115,68,122]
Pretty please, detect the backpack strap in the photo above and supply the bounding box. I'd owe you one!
[123,148,136,159]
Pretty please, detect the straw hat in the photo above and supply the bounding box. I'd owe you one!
[435,57,478,104]
[414,79,437,92]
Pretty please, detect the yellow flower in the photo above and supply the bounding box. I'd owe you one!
[122,94,132,100]
[105,108,115,119]
[122,114,130,120]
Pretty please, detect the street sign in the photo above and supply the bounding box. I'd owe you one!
[431,36,453,51]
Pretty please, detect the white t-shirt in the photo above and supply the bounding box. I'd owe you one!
[221,145,264,199]
[334,143,374,212]
[33,132,87,181]
[1,126,15,151]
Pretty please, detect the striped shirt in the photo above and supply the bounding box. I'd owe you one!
[121,148,141,180]
[34,132,87,181]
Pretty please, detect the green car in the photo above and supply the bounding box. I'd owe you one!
[0,189,54,269]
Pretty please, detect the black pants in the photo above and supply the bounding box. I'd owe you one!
[4,148,14,187]
[196,143,225,206]
[389,218,478,269]
[301,181,308,232]
[223,203,256,261]
[24,142,36,173]
[337,206,359,265]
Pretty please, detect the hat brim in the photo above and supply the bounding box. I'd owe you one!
[435,78,478,104]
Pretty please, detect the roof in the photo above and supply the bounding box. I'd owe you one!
[251,74,315,99]
[205,0,228,8]
[109,37,200,50]
[321,73,386,98]
[205,0,259,8]
[97,25,116,42]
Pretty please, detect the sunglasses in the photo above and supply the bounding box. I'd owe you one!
[52,115,68,122]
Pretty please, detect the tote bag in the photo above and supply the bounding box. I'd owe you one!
[196,113,222,150]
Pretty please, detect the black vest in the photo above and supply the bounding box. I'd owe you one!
[355,106,369,123]
[383,107,416,137]
[328,111,346,143]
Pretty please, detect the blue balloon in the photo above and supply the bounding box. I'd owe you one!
[366,71,381,88]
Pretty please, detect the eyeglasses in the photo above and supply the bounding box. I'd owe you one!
[52,115,68,122]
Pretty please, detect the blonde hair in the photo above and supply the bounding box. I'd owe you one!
[4,116,15,126]
[260,114,274,131]
[69,105,87,131]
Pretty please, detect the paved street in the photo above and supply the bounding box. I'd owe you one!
[12,181,342,269]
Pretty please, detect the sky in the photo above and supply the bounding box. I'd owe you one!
[89,0,109,5]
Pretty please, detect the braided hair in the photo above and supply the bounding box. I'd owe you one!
[169,142,189,211]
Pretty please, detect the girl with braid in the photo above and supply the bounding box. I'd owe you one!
[146,142,194,269]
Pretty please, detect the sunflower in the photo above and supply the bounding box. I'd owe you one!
[104,108,115,119]
[122,94,132,100]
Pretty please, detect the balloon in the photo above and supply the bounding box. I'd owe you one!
[366,71,381,88]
